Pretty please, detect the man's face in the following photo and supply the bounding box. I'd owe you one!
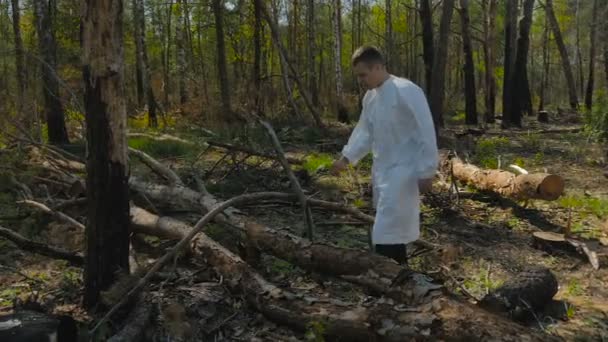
[353,62,382,90]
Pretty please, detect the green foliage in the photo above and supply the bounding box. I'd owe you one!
[128,136,193,159]
[447,111,466,125]
[269,258,295,275]
[559,194,608,219]
[522,132,542,150]
[474,137,510,169]
[565,278,584,297]
[305,320,327,342]
[303,153,333,174]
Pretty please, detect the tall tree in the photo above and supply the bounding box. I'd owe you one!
[253,0,262,114]
[385,0,393,70]
[508,0,535,127]
[539,12,550,112]
[161,0,172,108]
[419,0,433,94]
[133,0,158,126]
[176,0,188,105]
[482,0,497,123]
[333,0,348,123]
[459,0,477,125]
[574,0,584,99]
[501,0,517,127]
[10,0,27,124]
[212,0,233,119]
[307,0,318,107]
[33,0,69,144]
[545,0,578,109]
[584,0,599,110]
[429,0,455,130]
[81,0,130,307]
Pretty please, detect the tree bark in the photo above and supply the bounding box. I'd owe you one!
[253,0,262,114]
[429,0,455,130]
[443,156,565,201]
[459,0,477,126]
[333,0,349,123]
[162,0,172,108]
[176,0,188,105]
[482,0,497,124]
[133,0,158,127]
[385,0,393,70]
[0,225,83,265]
[539,13,550,112]
[307,0,318,108]
[545,0,578,110]
[212,0,234,121]
[419,0,434,95]
[81,0,131,308]
[584,0,599,110]
[10,0,27,127]
[33,0,69,144]
[501,0,517,128]
[508,0,535,127]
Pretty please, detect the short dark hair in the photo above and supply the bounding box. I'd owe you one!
[352,45,385,66]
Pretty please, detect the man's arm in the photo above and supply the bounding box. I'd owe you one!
[332,94,372,175]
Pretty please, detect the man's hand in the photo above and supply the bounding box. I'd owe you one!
[418,178,433,193]
[330,157,349,176]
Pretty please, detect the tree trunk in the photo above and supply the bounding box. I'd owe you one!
[459,0,477,126]
[501,0,517,128]
[385,0,393,70]
[539,13,550,112]
[253,0,262,114]
[442,156,565,201]
[333,0,349,123]
[10,0,27,127]
[584,0,599,110]
[212,0,234,121]
[133,0,158,127]
[33,0,69,144]
[482,0,497,124]
[545,0,578,110]
[176,0,188,105]
[419,0,433,95]
[429,0,455,130]
[133,0,144,108]
[81,0,131,308]
[575,0,584,100]
[307,0,318,108]
[162,0,172,108]
[508,0,535,127]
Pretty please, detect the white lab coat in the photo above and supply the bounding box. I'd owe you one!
[341,75,438,245]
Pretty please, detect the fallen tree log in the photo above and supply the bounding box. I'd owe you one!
[441,155,565,201]
[107,296,153,342]
[0,225,84,266]
[131,207,555,340]
[206,140,303,165]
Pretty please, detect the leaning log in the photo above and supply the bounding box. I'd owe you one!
[131,207,554,341]
[442,155,564,200]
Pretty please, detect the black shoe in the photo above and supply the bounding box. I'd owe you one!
[375,244,407,265]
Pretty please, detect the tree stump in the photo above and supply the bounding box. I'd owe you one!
[537,110,549,123]
[0,311,77,342]
[479,267,558,321]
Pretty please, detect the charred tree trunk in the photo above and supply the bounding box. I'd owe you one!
[33,0,69,144]
[81,0,131,308]
[501,0,517,128]
[584,0,599,110]
[307,0,318,108]
[212,0,234,121]
[253,0,262,114]
[508,0,535,127]
[133,0,158,127]
[419,0,433,95]
[545,0,578,110]
[459,0,477,126]
[429,0,455,130]
[333,0,349,123]
[482,0,497,124]
[539,14,550,112]
[10,0,27,125]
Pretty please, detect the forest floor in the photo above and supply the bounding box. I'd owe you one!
[0,114,607,341]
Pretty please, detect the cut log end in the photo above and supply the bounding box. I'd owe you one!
[538,174,565,200]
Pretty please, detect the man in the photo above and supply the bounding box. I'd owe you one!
[331,45,438,265]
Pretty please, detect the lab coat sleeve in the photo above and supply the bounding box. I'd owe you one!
[341,93,372,165]
[401,85,439,179]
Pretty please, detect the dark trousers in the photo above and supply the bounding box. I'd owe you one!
[375,244,407,264]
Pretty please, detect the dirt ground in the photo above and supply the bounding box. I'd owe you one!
[0,118,607,341]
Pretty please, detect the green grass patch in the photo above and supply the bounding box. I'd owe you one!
[128,136,194,159]
[302,153,333,174]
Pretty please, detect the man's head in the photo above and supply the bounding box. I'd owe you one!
[352,45,389,90]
